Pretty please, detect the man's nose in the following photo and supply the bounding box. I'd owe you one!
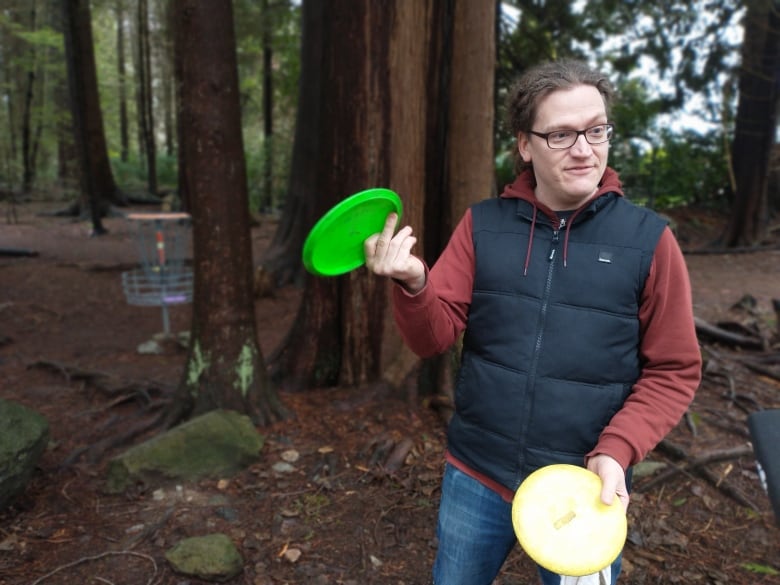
[570,133,592,155]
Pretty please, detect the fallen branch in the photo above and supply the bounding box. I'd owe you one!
[29,550,158,585]
[0,247,38,257]
[28,359,111,385]
[695,316,764,350]
[734,358,780,384]
[637,440,759,511]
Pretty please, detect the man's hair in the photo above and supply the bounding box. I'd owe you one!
[505,59,615,173]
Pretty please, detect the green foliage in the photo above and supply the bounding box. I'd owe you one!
[245,136,293,213]
[612,128,731,210]
[14,28,63,51]
[741,563,779,576]
[110,152,178,192]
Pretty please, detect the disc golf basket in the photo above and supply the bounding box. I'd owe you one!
[121,212,193,336]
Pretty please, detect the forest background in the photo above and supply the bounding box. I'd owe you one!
[2,0,778,414]
[0,0,779,584]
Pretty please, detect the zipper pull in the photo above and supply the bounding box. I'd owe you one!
[550,218,565,261]
[552,217,566,243]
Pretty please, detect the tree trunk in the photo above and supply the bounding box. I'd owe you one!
[62,0,122,233]
[20,3,38,195]
[448,1,496,221]
[270,0,495,394]
[723,0,780,246]
[261,0,274,212]
[271,0,396,390]
[137,0,157,195]
[51,0,78,192]
[116,0,129,162]
[260,0,324,286]
[160,21,175,158]
[420,0,496,400]
[171,0,189,211]
[170,0,287,427]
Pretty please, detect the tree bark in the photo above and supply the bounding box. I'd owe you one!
[270,0,495,395]
[62,0,123,233]
[271,0,393,390]
[136,0,157,195]
[723,0,780,246]
[20,4,38,194]
[170,0,287,427]
[261,0,274,212]
[116,0,129,162]
[261,0,324,286]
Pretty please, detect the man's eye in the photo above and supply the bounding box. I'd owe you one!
[588,126,605,137]
[550,131,573,141]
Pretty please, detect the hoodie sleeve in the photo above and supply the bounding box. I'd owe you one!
[588,227,702,469]
[391,209,475,358]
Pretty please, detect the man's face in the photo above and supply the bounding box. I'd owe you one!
[517,85,610,211]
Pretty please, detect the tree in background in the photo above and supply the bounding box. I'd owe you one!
[62,0,123,234]
[168,0,287,426]
[115,0,129,163]
[259,0,322,286]
[269,0,495,395]
[723,0,780,246]
[135,0,157,195]
[0,1,63,196]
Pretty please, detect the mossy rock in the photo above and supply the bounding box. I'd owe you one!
[0,399,49,510]
[105,409,263,493]
[165,533,243,581]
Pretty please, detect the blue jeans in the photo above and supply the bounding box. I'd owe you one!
[432,464,622,585]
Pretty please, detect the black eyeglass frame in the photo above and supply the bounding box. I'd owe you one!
[527,123,614,150]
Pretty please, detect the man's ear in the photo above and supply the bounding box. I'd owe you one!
[517,132,532,163]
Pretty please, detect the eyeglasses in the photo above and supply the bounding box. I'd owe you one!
[528,124,614,149]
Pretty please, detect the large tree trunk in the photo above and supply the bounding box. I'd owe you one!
[271,1,394,390]
[50,0,78,192]
[62,0,123,233]
[420,1,496,403]
[723,0,780,246]
[169,0,287,427]
[270,0,495,394]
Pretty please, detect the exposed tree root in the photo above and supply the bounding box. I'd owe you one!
[28,359,174,465]
[29,550,158,585]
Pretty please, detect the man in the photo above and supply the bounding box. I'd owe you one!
[364,59,702,585]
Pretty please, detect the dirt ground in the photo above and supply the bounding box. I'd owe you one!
[0,199,779,585]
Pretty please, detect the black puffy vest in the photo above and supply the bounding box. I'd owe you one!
[446,193,667,492]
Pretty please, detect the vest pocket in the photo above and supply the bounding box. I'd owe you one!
[525,378,630,455]
[454,353,529,440]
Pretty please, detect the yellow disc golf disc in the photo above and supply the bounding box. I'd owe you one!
[512,464,627,576]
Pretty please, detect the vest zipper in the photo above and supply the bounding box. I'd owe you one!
[535,219,562,354]
[517,218,563,483]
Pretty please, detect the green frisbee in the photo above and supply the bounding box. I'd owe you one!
[302,188,402,277]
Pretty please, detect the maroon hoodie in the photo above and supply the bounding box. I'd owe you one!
[392,168,702,501]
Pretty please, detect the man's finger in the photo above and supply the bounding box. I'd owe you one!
[382,212,398,237]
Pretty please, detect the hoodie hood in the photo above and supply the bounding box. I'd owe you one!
[499,167,624,274]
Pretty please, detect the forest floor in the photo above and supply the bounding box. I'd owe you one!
[0,197,779,585]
